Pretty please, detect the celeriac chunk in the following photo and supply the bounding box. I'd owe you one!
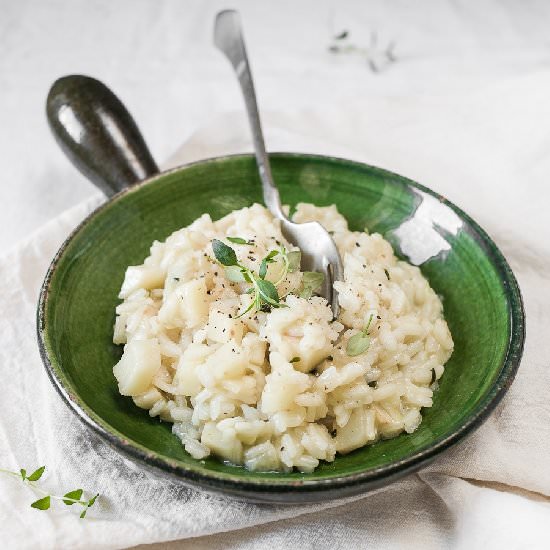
[158,279,209,329]
[334,406,376,454]
[113,338,161,396]
[119,266,165,298]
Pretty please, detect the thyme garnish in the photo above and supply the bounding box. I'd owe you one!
[212,239,286,317]
[0,465,99,518]
[227,236,254,245]
[328,30,397,73]
[346,314,375,356]
[299,271,325,299]
[212,239,326,315]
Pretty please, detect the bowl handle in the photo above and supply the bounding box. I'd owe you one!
[46,75,159,197]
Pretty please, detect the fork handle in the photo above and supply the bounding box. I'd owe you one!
[214,10,286,221]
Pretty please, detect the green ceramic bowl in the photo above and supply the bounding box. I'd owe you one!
[38,76,524,503]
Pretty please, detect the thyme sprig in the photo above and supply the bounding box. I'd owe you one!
[262,246,301,286]
[346,314,375,356]
[0,465,99,518]
[212,239,287,317]
[212,239,325,316]
[328,30,397,73]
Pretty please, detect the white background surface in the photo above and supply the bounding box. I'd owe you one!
[1,1,550,549]
[3,0,550,253]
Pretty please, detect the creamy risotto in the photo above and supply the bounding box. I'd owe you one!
[112,203,453,472]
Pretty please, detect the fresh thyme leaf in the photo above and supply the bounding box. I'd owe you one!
[299,271,325,299]
[259,259,268,279]
[346,314,375,356]
[80,493,99,517]
[299,288,313,299]
[287,250,301,273]
[346,333,371,356]
[335,30,349,40]
[27,466,45,481]
[384,268,390,281]
[63,489,83,505]
[20,468,26,480]
[224,265,246,283]
[31,496,51,511]
[259,249,281,280]
[256,279,280,305]
[227,236,252,245]
[212,239,238,266]
[289,357,301,363]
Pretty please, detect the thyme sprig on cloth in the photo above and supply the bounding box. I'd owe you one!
[0,465,99,518]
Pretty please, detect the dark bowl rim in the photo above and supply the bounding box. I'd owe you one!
[37,152,525,496]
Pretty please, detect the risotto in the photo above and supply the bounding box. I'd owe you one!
[112,203,453,473]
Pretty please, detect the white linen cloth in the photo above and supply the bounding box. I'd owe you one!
[1,80,550,549]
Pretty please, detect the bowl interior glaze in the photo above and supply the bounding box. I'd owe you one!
[39,154,523,500]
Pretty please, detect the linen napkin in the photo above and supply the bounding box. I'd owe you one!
[1,75,550,549]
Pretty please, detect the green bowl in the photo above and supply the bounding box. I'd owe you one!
[37,153,525,503]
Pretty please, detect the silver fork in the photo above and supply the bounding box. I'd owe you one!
[214,9,343,317]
